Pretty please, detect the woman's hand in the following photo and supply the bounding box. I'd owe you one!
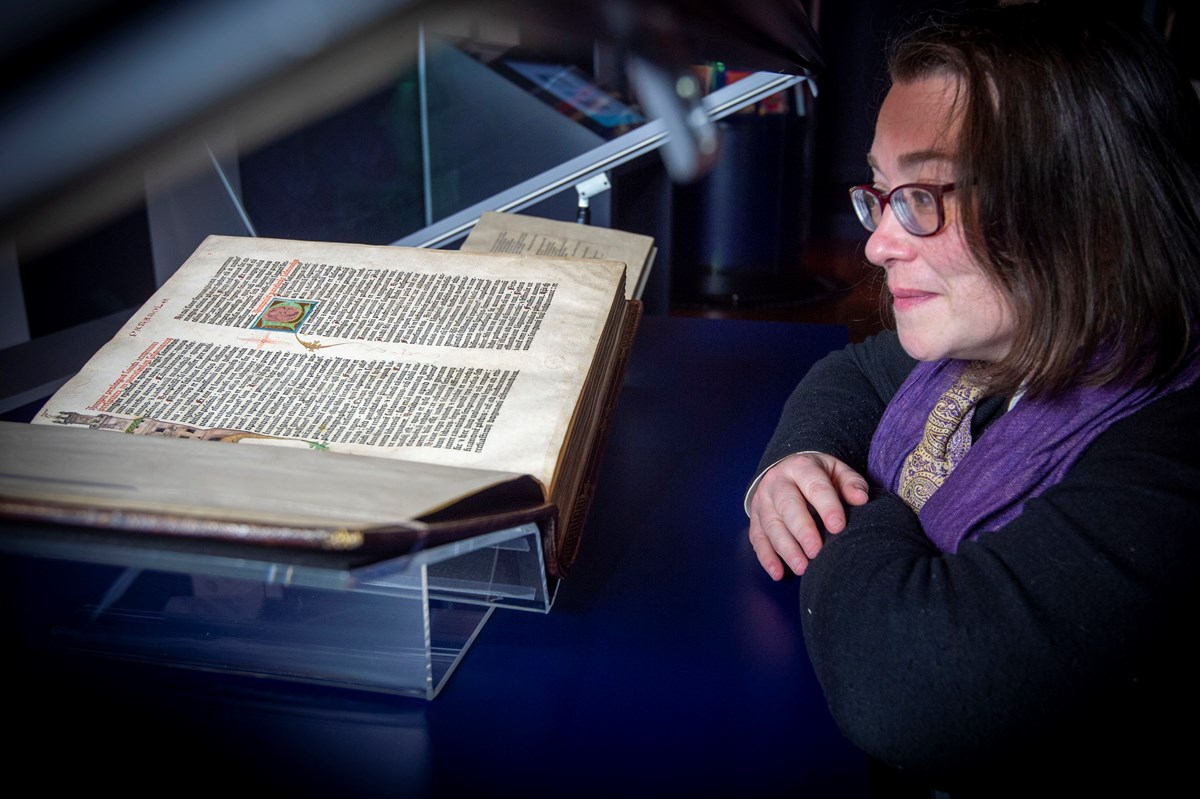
[748,452,870,580]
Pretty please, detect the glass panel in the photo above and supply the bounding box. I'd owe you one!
[234,25,634,247]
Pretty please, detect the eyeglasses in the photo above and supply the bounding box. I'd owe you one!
[848,182,956,237]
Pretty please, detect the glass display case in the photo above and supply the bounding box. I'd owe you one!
[0,0,822,697]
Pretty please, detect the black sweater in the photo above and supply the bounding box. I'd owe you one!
[754,331,1200,797]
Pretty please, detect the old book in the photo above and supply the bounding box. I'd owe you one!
[0,234,642,579]
[460,210,657,301]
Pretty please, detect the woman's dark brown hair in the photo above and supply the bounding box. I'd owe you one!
[886,1,1200,398]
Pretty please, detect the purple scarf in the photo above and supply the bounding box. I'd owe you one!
[868,356,1200,553]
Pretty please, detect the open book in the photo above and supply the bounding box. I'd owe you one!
[460,210,657,301]
[0,234,642,578]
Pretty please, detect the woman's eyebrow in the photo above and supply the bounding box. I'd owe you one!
[866,149,956,175]
[898,149,955,171]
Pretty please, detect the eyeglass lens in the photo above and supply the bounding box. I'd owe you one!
[852,186,941,236]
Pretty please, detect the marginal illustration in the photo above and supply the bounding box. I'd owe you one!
[45,410,330,450]
[294,333,346,352]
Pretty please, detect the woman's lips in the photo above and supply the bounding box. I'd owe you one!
[890,287,936,312]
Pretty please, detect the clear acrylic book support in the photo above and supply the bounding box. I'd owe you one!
[1,520,552,699]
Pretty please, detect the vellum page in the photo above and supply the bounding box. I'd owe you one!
[33,235,626,492]
[461,211,654,300]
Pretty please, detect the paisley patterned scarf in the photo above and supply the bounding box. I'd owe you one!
[895,361,987,512]
[868,356,1200,553]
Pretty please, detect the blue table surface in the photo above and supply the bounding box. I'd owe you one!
[4,314,868,797]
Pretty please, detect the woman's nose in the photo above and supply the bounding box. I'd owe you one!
[863,206,914,268]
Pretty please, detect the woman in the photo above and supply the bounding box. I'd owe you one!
[745,2,1200,795]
